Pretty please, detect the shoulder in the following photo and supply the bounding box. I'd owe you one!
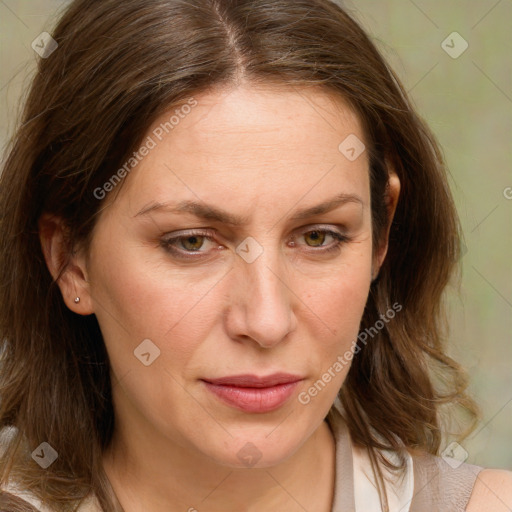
[466,469,512,512]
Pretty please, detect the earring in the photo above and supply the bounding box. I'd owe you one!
[74,297,80,303]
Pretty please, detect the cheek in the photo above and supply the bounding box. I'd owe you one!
[309,268,369,315]
[88,238,227,378]
[300,247,372,331]
[89,252,226,439]
[297,244,372,378]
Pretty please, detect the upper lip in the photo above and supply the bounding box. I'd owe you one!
[202,373,303,388]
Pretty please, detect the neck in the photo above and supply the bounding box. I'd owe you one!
[102,416,336,512]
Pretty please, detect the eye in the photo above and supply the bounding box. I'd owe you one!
[303,230,329,247]
[160,229,221,260]
[178,234,207,251]
[160,226,350,262]
[295,227,350,254]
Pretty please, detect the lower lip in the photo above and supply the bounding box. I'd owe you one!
[202,380,301,413]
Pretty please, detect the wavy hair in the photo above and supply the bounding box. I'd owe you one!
[0,0,479,510]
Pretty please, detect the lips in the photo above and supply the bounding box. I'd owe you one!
[201,373,303,413]
[204,373,302,388]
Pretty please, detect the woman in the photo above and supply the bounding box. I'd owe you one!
[0,0,510,511]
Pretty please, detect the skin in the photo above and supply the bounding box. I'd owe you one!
[38,82,512,512]
[466,471,512,512]
[39,82,403,511]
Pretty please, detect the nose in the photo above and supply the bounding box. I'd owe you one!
[224,248,298,349]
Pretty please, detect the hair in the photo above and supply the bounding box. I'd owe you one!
[0,0,480,510]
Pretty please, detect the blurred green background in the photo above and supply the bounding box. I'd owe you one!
[1,1,511,469]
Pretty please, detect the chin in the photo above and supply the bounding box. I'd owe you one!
[198,427,307,470]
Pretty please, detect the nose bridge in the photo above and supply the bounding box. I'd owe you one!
[231,238,296,347]
[245,253,286,306]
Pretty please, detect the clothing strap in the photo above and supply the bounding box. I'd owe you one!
[326,408,356,511]
[326,406,484,512]
[408,451,484,512]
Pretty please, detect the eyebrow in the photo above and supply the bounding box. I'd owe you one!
[134,192,364,225]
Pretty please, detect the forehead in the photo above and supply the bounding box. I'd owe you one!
[111,83,369,214]
[167,83,364,157]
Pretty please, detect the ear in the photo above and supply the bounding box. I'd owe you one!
[38,213,94,315]
[372,170,400,280]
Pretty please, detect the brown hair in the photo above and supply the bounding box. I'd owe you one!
[0,0,479,510]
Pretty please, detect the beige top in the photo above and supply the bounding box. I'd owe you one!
[326,404,484,511]
[1,407,484,511]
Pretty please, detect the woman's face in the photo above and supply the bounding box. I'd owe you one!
[82,83,378,468]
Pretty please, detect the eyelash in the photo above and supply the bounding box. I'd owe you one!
[160,227,350,261]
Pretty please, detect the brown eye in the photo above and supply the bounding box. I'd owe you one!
[303,230,327,247]
[180,235,205,251]
[160,229,220,260]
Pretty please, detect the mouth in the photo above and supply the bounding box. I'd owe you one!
[201,373,303,413]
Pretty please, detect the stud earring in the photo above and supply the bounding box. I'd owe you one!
[74,297,80,303]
